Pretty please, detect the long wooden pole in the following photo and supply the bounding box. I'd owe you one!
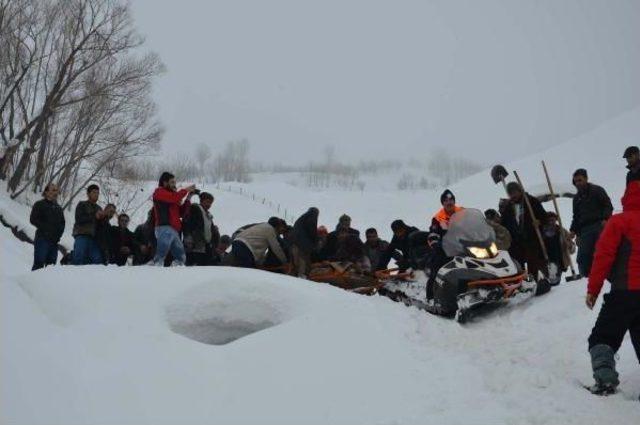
[541,161,581,279]
[513,170,549,262]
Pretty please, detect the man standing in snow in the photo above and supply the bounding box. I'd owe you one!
[585,181,640,395]
[183,192,219,266]
[289,207,319,277]
[624,146,640,185]
[231,218,289,268]
[72,184,111,265]
[29,183,65,270]
[152,172,196,266]
[500,182,548,281]
[569,169,613,277]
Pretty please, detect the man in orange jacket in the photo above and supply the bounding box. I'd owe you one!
[152,172,196,266]
[585,181,640,395]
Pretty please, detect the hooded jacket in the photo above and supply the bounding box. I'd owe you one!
[588,182,640,297]
[289,208,319,253]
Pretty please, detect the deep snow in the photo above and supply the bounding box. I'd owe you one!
[1,107,639,424]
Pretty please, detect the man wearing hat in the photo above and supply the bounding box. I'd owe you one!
[425,190,464,300]
[623,146,640,186]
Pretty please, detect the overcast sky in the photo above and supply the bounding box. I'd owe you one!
[131,0,640,165]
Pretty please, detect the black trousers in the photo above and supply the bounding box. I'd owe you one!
[588,291,640,364]
[577,223,603,277]
[231,240,256,268]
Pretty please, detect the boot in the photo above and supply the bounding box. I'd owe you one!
[589,344,619,394]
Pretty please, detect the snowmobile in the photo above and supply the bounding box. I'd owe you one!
[379,209,536,323]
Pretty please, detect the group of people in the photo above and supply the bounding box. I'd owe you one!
[28,145,639,396]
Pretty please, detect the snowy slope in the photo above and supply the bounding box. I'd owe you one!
[2,108,639,424]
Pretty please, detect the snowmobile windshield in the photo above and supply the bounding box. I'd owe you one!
[442,208,496,257]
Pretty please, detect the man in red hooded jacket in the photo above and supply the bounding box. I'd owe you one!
[585,181,640,395]
[152,172,196,266]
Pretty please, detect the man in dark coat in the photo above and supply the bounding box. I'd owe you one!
[109,213,136,266]
[569,169,614,277]
[380,220,420,272]
[319,214,361,261]
[289,207,319,277]
[364,228,392,271]
[500,182,548,280]
[624,145,640,186]
[95,203,116,264]
[133,209,156,265]
[72,184,111,265]
[183,192,219,266]
[585,181,640,394]
[29,183,65,270]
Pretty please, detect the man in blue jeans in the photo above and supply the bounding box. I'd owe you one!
[152,172,195,266]
[29,183,65,270]
[72,184,114,265]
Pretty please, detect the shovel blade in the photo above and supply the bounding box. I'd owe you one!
[565,274,583,282]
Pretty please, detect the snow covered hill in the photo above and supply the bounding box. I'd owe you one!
[2,107,639,424]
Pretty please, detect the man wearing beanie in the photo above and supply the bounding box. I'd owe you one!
[425,190,464,300]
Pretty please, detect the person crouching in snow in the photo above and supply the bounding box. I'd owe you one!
[585,181,640,395]
[152,172,196,266]
[231,218,289,268]
[542,211,575,286]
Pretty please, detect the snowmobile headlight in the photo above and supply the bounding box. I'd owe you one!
[468,243,498,259]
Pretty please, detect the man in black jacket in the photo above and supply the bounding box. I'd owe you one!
[319,214,360,261]
[364,228,392,271]
[289,207,319,277]
[624,146,640,186]
[72,185,111,265]
[29,183,65,271]
[380,220,420,272]
[569,169,614,277]
[109,213,136,266]
[133,209,156,265]
[183,192,218,266]
[500,182,548,281]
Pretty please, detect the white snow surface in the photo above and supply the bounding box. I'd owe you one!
[2,108,640,424]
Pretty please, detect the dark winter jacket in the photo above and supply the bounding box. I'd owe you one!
[183,204,219,254]
[109,226,135,266]
[364,239,391,271]
[152,187,190,232]
[289,208,319,254]
[30,198,65,243]
[588,182,640,297]
[320,228,361,261]
[72,201,102,237]
[570,183,613,235]
[627,163,640,186]
[380,226,420,271]
[500,193,546,245]
[133,221,155,264]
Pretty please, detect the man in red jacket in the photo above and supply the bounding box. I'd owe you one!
[152,172,196,266]
[585,181,640,395]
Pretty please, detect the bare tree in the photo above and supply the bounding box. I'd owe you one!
[0,0,164,207]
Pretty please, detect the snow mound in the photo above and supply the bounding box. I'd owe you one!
[166,281,295,345]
